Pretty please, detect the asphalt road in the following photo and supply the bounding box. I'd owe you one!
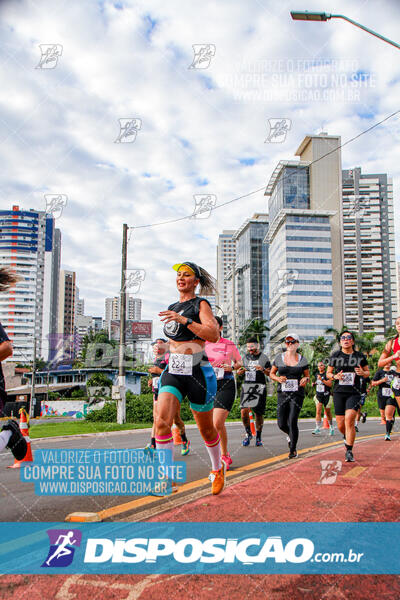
[0,419,389,522]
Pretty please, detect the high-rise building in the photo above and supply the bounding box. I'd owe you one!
[57,270,76,361]
[232,214,269,344]
[342,168,397,337]
[216,230,236,311]
[105,296,142,327]
[0,205,60,363]
[397,262,400,317]
[75,287,84,317]
[265,134,344,346]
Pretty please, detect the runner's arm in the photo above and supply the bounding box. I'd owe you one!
[0,340,12,361]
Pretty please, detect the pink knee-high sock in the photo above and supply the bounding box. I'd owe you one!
[205,434,221,471]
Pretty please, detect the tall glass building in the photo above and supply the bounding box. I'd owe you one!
[233,214,269,345]
[265,134,344,347]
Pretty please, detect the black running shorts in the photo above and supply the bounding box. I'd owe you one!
[333,392,361,416]
[214,378,236,412]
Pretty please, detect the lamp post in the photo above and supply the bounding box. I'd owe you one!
[290,11,400,50]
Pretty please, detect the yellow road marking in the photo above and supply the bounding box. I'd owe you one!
[66,431,397,522]
[343,466,367,479]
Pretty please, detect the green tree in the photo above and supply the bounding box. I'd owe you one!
[86,373,113,388]
[355,331,379,357]
[238,318,269,347]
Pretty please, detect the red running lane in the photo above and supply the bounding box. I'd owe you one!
[1,436,399,599]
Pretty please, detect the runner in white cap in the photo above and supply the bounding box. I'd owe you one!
[269,332,310,458]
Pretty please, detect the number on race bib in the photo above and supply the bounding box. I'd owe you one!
[393,377,400,390]
[214,367,224,380]
[339,372,355,385]
[316,382,324,393]
[169,354,193,376]
[282,379,299,392]
[245,370,256,382]
[152,377,160,389]
[382,387,392,397]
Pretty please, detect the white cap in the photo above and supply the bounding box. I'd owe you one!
[285,331,300,342]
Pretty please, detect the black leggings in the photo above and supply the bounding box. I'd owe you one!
[277,393,304,451]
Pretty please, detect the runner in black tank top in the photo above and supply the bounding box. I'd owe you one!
[269,332,310,459]
[326,330,369,463]
[156,262,225,496]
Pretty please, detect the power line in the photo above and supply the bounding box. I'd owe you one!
[130,108,400,230]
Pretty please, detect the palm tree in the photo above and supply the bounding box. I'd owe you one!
[355,331,378,357]
[238,318,269,347]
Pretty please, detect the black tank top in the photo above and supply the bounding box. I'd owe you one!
[163,296,211,341]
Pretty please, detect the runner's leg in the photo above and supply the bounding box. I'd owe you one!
[213,407,229,456]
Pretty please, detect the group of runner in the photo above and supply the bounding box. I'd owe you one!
[146,262,400,494]
[1,262,399,498]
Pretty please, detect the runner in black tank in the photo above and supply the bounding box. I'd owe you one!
[205,316,242,469]
[355,374,370,432]
[311,361,334,436]
[326,330,369,462]
[269,332,310,458]
[370,365,393,426]
[370,365,396,439]
[237,338,271,447]
[156,261,225,495]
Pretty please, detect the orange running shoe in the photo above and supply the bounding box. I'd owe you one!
[209,462,226,495]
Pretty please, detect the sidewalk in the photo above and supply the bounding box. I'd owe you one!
[149,433,400,523]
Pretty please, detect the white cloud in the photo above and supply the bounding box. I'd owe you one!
[0,0,399,338]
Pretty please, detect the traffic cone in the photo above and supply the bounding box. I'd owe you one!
[322,413,330,429]
[8,408,33,468]
[249,410,256,436]
[172,424,182,445]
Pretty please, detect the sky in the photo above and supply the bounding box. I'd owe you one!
[1,0,399,340]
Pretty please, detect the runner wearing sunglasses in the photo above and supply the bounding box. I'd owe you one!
[326,331,369,462]
[269,332,310,459]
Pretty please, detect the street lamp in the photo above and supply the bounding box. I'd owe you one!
[290,11,400,50]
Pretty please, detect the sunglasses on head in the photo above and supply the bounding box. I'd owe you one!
[340,335,353,341]
[285,339,297,345]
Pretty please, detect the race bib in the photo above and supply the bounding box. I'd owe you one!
[382,387,392,397]
[339,372,355,385]
[152,377,160,389]
[214,367,224,380]
[392,377,400,390]
[282,379,299,392]
[169,354,193,376]
[316,382,325,393]
[240,383,265,408]
[245,370,256,382]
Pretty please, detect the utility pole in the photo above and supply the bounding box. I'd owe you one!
[29,336,37,419]
[117,223,128,424]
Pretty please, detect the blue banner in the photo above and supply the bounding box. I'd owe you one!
[0,522,398,574]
